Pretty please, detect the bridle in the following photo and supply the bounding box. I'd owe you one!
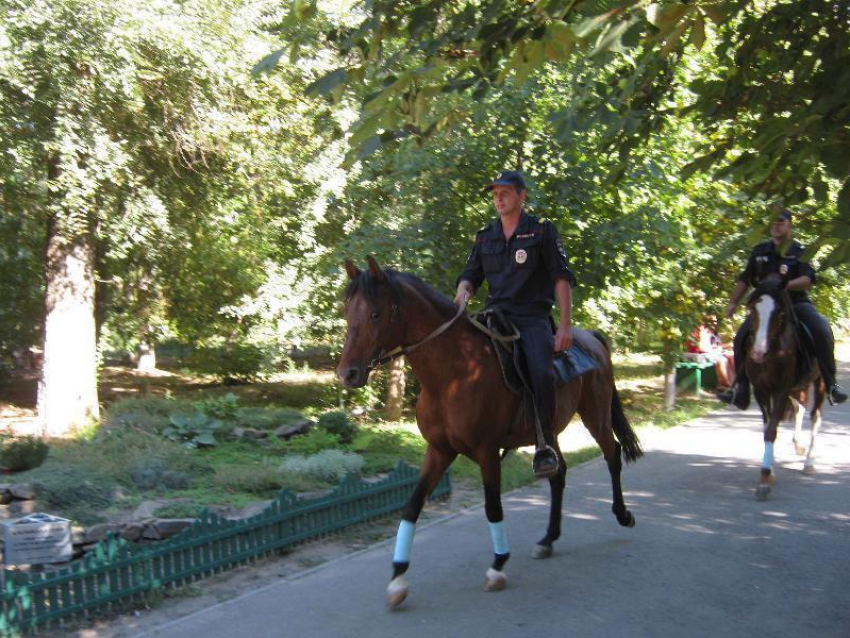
[366,299,468,372]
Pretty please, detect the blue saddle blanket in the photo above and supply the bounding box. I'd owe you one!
[553,342,598,383]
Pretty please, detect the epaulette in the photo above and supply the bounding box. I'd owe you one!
[476,222,493,233]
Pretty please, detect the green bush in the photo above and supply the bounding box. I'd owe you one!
[280,428,341,456]
[185,343,269,384]
[318,411,357,444]
[20,465,115,525]
[162,412,221,448]
[102,397,192,434]
[194,393,239,420]
[0,436,49,472]
[234,407,309,431]
[212,463,283,496]
[279,450,364,483]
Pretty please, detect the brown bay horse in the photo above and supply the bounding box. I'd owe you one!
[745,278,825,500]
[337,257,642,608]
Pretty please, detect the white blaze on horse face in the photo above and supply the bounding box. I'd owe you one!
[751,295,776,363]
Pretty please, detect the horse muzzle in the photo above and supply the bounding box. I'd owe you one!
[337,364,369,389]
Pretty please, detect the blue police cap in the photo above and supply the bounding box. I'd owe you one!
[485,170,526,192]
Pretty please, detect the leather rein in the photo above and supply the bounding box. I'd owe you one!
[367,299,469,372]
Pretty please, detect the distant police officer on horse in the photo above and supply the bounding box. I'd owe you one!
[717,205,847,409]
[454,170,576,479]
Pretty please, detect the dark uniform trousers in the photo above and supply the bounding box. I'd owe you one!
[734,301,837,386]
[509,313,556,443]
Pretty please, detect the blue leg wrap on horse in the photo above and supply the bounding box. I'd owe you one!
[489,521,510,556]
[763,441,774,469]
[393,520,416,563]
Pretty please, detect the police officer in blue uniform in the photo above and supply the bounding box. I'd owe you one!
[454,170,576,478]
[717,206,847,408]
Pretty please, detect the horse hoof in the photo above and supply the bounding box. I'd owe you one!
[755,484,771,501]
[621,512,636,528]
[532,544,553,559]
[794,444,806,456]
[803,463,815,475]
[387,576,409,609]
[483,568,507,592]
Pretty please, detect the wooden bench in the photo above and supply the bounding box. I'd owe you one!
[675,356,718,397]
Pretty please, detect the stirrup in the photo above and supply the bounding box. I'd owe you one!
[828,384,848,406]
[532,445,559,479]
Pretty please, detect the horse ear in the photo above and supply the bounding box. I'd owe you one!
[366,255,386,283]
[344,259,361,280]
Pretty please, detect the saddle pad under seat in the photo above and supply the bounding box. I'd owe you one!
[554,342,598,383]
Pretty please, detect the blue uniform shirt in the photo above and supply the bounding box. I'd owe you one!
[738,240,816,304]
[457,211,575,316]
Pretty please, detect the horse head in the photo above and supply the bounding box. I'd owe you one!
[746,276,790,364]
[337,256,402,388]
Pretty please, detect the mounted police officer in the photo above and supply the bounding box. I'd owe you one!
[454,170,576,479]
[717,206,847,409]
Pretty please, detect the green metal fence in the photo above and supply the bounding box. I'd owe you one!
[0,461,450,636]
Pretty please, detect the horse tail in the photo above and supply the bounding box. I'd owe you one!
[590,331,644,463]
[612,385,643,463]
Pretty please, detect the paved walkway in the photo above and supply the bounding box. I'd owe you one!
[136,383,850,638]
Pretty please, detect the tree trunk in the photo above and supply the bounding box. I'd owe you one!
[385,356,406,421]
[663,363,677,412]
[37,213,99,436]
[136,340,157,372]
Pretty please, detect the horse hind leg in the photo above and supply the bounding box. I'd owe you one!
[803,387,825,475]
[581,388,638,528]
[790,397,806,456]
[533,447,567,559]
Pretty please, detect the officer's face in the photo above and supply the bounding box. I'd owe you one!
[771,218,791,242]
[492,185,525,217]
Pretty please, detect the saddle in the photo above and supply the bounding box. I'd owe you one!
[470,308,599,395]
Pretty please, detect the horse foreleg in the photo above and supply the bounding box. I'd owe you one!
[533,448,566,559]
[757,394,785,501]
[478,451,509,592]
[388,444,456,609]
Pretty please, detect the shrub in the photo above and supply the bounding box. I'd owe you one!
[162,412,221,448]
[318,411,357,444]
[185,343,269,384]
[234,407,309,431]
[279,428,341,456]
[22,465,115,525]
[213,463,283,496]
[0,436,49,472]
[279,450,365,483]
[102,397,192,434]
[194,393,239,420]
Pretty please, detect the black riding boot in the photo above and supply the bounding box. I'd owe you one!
[716,376,751,410]
[533,442,559,479]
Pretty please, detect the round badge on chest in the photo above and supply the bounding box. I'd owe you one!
[515,249,527,264]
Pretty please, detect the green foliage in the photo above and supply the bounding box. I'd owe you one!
[194,393,239,420]
[234,407,309,431]
[279,450,365,483]
[162,413,222,448]
[20,466,116,526]
[102,397,192,434]
[212,462,284,496]
[129,458,191,491]
[279,428,341,456]
[0,436,49,472]
[317,410,357,444]
[185,344,271,384]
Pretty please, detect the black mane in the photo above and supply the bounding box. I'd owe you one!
[747,278,787,306]
[344,268,456,316]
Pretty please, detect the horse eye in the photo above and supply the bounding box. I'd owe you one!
[370,311,380,320]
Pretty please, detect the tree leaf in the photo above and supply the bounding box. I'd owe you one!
[305,68,348,97]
